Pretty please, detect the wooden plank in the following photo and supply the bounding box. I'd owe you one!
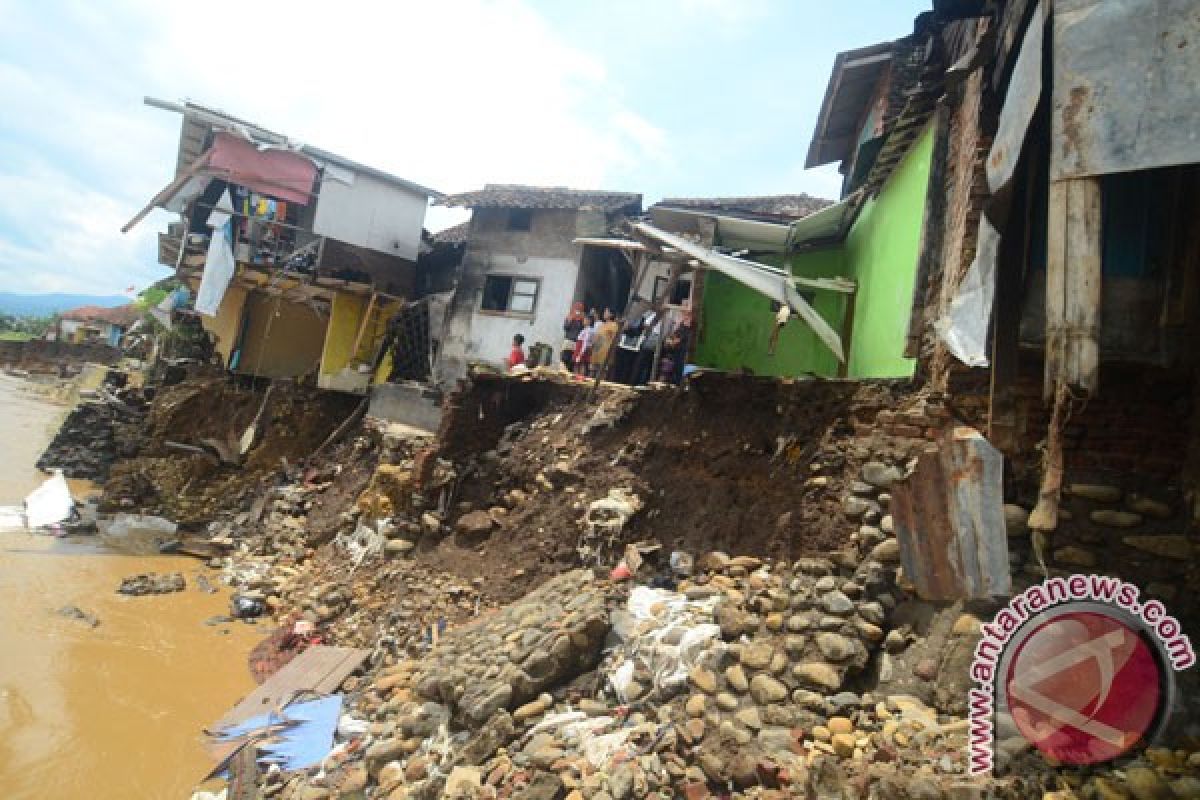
[793,276,856,294]
[1063,177,1102,394]
[1043,180,1068,399]
[211,645,369,732]
[837,288,858,379]
[350,292,378,362]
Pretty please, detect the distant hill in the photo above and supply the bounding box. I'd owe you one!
[0,292,131,317]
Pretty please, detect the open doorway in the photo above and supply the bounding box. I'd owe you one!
[576,245,633,315]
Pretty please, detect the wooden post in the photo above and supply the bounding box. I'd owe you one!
[1044,177,1102,399]
[837,287,858,378]
[350,291,378,362]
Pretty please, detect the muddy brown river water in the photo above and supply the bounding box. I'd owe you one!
[0,373,260,799]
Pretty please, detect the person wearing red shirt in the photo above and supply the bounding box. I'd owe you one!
[506,333,526,371]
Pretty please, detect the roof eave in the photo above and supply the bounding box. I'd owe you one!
[805,43,894,169]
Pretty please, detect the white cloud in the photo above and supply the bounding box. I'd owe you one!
[0,0,672,293]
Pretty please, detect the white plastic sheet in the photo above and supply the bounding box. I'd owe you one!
[606,586,724,702]
[24,470,74,529]
[195,189,237,317]
[936,216,1000,368]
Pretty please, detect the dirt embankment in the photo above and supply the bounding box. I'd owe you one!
[101,375,360,524]
[418,374,913,602]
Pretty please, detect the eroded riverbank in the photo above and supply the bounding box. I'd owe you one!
[0,373,261,800]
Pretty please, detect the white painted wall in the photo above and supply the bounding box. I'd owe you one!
[462,254,580,367]
[312,170,428,261]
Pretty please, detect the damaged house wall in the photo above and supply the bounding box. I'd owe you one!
[695,247,847,379]
[695,124,933,381]
[841,121,933,378]
[436,208,610,381]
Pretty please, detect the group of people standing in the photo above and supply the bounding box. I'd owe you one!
[505,299,693,386]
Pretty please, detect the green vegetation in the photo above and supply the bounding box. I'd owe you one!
[0,312,53,341]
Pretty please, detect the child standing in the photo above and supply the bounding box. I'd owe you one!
[506,333,526,371]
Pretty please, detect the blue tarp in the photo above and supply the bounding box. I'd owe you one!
[216,695,342,772]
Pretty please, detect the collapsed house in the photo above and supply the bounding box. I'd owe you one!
[124,98,443,400]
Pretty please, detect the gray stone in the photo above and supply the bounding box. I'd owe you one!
[1124,535,1193,560]
[1053,546,1097,567]
[1127,494,1172,519]
[1091,509,1143,528]
[725,664,749,693]
[716,692,739,711]
[1069,483,1122,503]
[816,632,859,662]
[739,642,774,670]
[1123,766,1174,800]
[862,461,903,488]
[749,674,789,705]
[794,661,842,691]
[821,591,854,615]
[1003,504,1030,537]
[734,707,762,730]
[869,539,900,564]
[843,496,871,520]
[385,538,416,557]
[517,772,564,800]
[858,601,885,626]
[455,510,495,537]
[884,629,907,653]
[793,689,828,712]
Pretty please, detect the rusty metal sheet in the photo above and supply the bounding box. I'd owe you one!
[1051,0,1200,181]
[987,1,1044,194]
[892,427,1010,601]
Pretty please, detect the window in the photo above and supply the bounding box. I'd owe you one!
[482,275,539,314]
[506,209,533,232]
[652,275,693,306]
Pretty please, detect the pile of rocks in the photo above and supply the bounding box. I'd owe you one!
[117,572,185,595]
[409,570,610,726]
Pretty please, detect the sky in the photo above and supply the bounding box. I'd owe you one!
[0,0,927,296]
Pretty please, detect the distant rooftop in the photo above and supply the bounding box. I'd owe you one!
[656,194,833,222]
[431,221,470,245]
[441,184,642,213]
[61,304,139,326]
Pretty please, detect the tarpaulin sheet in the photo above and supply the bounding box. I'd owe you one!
[203,132,316,205]
[216,695,342,772]
[195,189,236,317]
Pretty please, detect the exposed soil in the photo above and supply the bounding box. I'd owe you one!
[414,373,915,603]
[101,374,360,523]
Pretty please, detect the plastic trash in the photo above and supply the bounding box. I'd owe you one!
[231,594,266,619]
[216,695,343,772]
[604,586,724,701]
[24,470,74,529]
[669,551,694,576]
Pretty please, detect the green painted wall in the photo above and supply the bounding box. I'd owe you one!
[694,247,847,378]
[693,121,934,379]
[842,122,934,378]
